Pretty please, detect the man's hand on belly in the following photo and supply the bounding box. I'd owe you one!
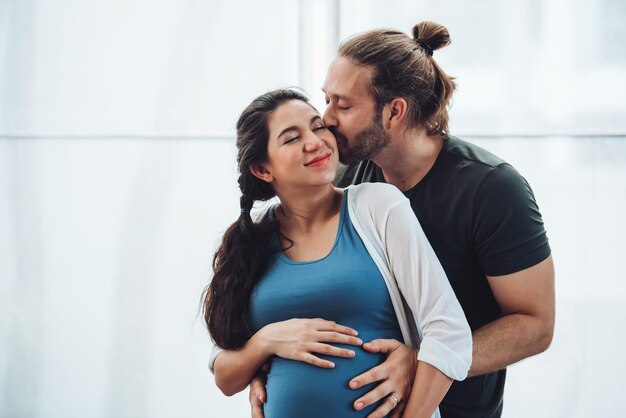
[249,362,270,418]
[348,339,418,418]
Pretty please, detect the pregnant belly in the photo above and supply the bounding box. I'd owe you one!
[263,346,388,418]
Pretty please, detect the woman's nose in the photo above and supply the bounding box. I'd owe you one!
[303,131,324,151]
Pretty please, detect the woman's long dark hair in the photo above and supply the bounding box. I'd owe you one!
[203,88,310,350]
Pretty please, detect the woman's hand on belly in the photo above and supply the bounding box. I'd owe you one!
[257,318,363,368]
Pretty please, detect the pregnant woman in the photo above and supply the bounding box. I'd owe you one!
[203,89,472,418]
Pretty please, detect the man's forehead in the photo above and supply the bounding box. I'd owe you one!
[323,56,372,98]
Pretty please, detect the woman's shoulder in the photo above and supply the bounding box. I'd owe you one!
[250,197,279,223]
[346,182,407,208]
[345,183,408,222]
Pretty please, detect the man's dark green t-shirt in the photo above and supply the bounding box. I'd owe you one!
[334,136,551,418]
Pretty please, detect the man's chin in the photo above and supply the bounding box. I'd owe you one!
[337,145,354,165]
[339,155,359,166]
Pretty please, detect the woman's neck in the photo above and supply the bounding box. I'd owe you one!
[275,185,342,235]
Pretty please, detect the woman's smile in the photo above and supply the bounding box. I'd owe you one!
[305,153,331,167]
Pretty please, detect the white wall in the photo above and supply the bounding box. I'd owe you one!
[338,0,626,136]
[1,1,625,417]
[0,138,241,417]
[0,0,300,137]
[472,137,626,417]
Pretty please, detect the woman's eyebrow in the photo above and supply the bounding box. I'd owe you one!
[276,126,298,140]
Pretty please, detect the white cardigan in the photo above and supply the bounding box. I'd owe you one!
[208,183,472,393]
[343,183,471,381]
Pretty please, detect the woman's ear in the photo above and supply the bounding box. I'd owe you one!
[250,162,274,183]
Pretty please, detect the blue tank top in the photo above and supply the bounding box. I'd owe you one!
[249,190,404,418]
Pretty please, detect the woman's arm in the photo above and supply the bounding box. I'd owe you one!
[404,361,453,418]
[213,318,362,396]
[384,197,472,378]
[213,331,272,396]
[382,195,471,416]
[338,184,470,417]
[352,184,471,416]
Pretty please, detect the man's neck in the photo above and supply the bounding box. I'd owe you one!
[372,131,445,192]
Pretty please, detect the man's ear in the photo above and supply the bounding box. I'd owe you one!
[250,162,274,183]
[383,98,409,130]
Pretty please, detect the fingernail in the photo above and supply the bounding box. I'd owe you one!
[349,351,355,357]
[350,381,358,389]
[329,362,335,368]
[355,401,363,410]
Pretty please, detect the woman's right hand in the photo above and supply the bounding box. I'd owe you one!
[256,318,362,368]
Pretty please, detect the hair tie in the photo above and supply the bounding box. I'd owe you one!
[415,39,433,56]
[240,195,253,215]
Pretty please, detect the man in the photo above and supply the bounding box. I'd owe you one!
[245,21,554,418]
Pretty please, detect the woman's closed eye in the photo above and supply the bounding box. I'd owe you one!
[283,126,325,144]
[284,135,300,144]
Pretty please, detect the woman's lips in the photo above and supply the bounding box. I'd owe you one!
[305,153,331,167]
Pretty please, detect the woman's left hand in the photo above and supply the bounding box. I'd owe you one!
[347,339,418,418]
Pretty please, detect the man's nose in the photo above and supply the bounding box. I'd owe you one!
[323,106,337,128]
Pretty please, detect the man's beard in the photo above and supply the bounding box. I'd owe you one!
[331,112,390,165]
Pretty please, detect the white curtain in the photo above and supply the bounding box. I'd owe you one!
[1,1,625,417]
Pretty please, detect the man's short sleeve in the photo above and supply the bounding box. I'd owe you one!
[472,163,551,276]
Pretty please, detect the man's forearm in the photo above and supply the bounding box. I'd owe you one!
[468,313,553,377]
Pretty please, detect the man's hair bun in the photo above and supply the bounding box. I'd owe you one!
[412,21,452,56]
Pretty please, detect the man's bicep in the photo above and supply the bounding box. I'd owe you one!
[487,255,555,320]
[474,164,551,277]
